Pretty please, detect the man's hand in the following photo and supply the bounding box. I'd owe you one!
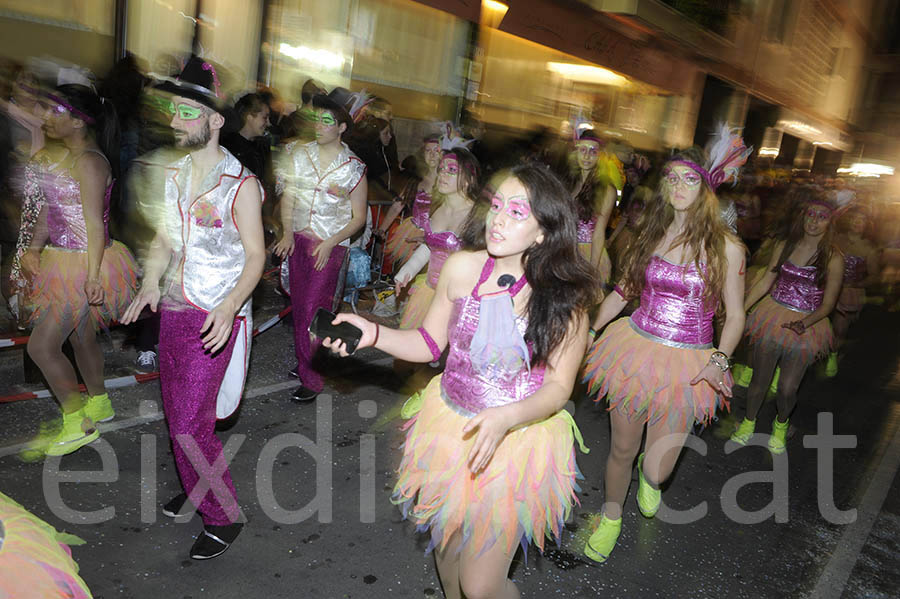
[312,238,337,271]
[200,300,238,353]
[121,285,161,325]
[273,234,295,259]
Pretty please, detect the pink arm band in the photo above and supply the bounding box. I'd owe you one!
[418,327,442,362]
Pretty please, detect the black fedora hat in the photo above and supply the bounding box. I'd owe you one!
[154,55,224,112]
[311,87,361,134]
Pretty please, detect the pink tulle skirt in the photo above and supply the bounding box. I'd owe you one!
[384,217,421,270]
[0,492,92,599]
[29,241,138,334]
[399,274,434,330]
[392,375,583,556]
[745,296,832,366]
[583,317,730,430]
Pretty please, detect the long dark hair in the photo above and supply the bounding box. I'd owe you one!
[466,162,598,365]
[619,148,741,310]
[53,84,120,177]
[773,189,837,287]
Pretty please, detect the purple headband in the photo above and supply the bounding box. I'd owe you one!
[806,198,836,214]
[667,159,710,186]
[44,92,96,125]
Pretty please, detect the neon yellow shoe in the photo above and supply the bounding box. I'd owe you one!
[769,367,781,395]
[732,363,753,387]
[768,418,789,455]
[584,515,622,563]
[84,392,115,423]
[730,418,756,446]
[44,409,99,457]
[636,453,660,518]
[19,418,62,462]
[824,352,838,378]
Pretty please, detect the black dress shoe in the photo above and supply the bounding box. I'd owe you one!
[291,385,319,403]
[162,493,196,519]
[190,522,243,560]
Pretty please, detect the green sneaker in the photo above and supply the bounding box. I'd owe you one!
[19,418,62,462]
[584,515,622,563]
[44,409,99,457]
[768,418,789,455]
[824,352,838,378]
[769,367,781,395]
[730,418,756,446]
[84,392,115,423]
[636,453,660,518]
[732,363,753,387]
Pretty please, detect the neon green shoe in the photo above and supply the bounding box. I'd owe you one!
[729,418,756,446]
[768,418,789,455]
[84,392,115,423]
[19,418,62,462]
[732,363,753,387]
[584,515,622,563]
[824,352,838,378]
[769,367,781,395]
[636,453,660,518]
[44,409,99,457]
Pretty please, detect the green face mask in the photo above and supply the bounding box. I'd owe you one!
[315,112,337,127]
[149,96,206,121]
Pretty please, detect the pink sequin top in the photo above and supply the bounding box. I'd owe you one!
[842,254,867,286]
[577,215,597,244]
[771,261,823,313]
[43,162,112,251]
[423,213,462,289]
[628,255,715,348]
[410,190,431,230]
[440,258,543,416]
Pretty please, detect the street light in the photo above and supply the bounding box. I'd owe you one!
[481,0,509,29]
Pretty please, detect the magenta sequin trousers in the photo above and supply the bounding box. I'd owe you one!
[159,306,242,526]
[289,232,348,392]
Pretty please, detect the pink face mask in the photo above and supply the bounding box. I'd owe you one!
[490,195,532,221]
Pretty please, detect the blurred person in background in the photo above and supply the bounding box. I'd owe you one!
[379,133,442,271]
[395,148,479,331]
[732,189,844,454]
[582,135,748,563]
[568,129,624,299]
[826,202,880,376]
[222,92,276,242]
[22,82,138,458]
[122,56,265,560]
[273,87,367,403]
[290,78,325,144]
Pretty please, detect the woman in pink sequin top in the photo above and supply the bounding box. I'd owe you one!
[827,204,879,374]
[733,191,844,451]
[582,147,746,563]
[324,164,597,599]
[21,84,137,459]
[395,148,479,330]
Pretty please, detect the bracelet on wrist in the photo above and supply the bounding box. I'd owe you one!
[709,350,731,372]
[372,323,380,348]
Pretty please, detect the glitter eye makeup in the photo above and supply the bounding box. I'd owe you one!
[490,197,504,213]
[806,209,830,221]
[507,198,531,220]
[440,160,460,175]
[318,112,337,126]
[664,170,702,187]
[175,103,205,120]
[576,144,599,157]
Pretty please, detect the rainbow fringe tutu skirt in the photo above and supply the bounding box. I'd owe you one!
[583,317,730,430]
[392,375,584,556]
[745,296,832,366]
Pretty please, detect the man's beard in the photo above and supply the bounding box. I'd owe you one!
[175,120,212,149]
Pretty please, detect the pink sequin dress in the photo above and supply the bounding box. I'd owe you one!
[385,189,431,269]
[398,208,462,329]
[28,153,138,334]
[744,260,834,366]
[583,255,731,429]
[836,254,867,316]
[576,214,612,289]
[392,256,585,557]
